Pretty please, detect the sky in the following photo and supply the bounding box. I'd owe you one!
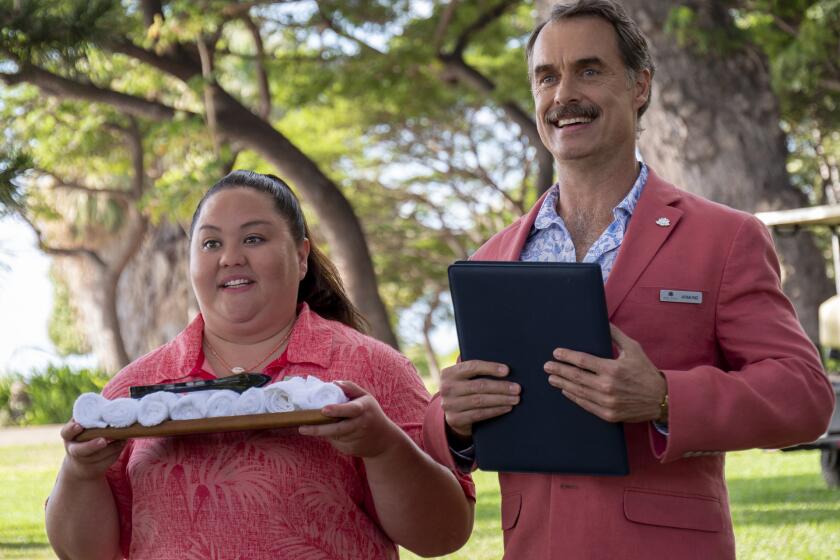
[0,215,95,376]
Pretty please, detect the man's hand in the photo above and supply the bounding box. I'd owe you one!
[544,324,667,423]
[439,360,520,440]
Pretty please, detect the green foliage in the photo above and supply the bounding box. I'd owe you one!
[735,1,840,205]
[734,0,840,126]
[0,0,128,69]
[0,150,32,216]
[665,5,747,56]
[47,269,91,357]
[0,366,110,426]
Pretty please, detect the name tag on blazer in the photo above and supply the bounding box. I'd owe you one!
[660,289,703,304]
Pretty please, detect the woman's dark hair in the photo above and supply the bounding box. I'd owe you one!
[190,170,368,333]
[526,0,655,120]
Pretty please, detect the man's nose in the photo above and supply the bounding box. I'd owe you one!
[553,75,580,106]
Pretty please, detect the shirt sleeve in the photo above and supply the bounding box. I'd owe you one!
[362,347,476,503]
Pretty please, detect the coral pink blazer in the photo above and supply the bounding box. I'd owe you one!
[424,169,835,559]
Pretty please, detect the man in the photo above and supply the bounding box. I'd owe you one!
[422,1,836,558]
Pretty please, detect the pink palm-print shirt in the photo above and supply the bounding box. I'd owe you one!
[103,303,475,559]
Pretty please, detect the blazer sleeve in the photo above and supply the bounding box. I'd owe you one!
[654,215,836,462]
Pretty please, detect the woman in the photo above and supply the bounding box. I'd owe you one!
[46,171,475,559]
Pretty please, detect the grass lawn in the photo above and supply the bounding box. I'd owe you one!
[2,441,837,559]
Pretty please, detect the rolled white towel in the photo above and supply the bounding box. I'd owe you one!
[232,387,265,416]
[306,382,349,409]
[205,390,240,418]
[101,398,140,428]
[170,391,212,421]
[263,382,296,413]
[137,391,179,427]
[279,376,320,409]
[281,376,349,410]
[73,392,108,429]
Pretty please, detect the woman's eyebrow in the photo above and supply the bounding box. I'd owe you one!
[197,220,273,232]
[240,220,273,229]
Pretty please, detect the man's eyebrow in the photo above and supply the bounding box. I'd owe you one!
[532,63,555,76]
[573,56,606,68]
[532,57,606,77]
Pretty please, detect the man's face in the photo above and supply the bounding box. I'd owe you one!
[530,16,650,164]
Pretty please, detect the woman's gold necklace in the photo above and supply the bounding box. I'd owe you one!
[204,320,295,374]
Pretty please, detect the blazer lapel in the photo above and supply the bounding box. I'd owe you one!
[605,170,683,318]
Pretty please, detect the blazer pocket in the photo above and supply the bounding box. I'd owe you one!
[501,492,522,531]
[623,488,722,532]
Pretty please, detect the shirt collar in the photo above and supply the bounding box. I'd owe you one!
[532,162,649,230]
[157,302,334,385]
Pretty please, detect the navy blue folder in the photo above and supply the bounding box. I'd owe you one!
[448,261,628,475]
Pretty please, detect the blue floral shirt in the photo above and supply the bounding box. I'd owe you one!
[519,164,648,283]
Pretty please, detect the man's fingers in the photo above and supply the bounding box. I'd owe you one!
[446,406,513,428]
[444,377,519,398]
[609,323,629,344]
[544,361,603,391]
[444,392,520,414]
[551,347,609,373]
[444,360,509,381]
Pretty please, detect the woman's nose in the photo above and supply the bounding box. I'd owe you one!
[219,244,246,267]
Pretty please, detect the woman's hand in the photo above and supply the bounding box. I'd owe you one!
[60,420,126,481]
[298,381,403,458]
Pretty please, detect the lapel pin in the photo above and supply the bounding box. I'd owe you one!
[656,217,671,227]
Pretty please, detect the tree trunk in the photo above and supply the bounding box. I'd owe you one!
[535,0,832,341]
[116,221,196,360]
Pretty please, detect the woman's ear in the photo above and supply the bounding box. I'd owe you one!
[298,238,311,280]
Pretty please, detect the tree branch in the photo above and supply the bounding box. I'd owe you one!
[242,14,272,118]
[771,15,799,37]
[433,0,459,52]
[140,0,164,27]
[316,6,385,55]
[820,77,840,94]
[18,212,106,268]
[1,63,181,121]
[122,117,146,199]
[451,0,518,57]
[221,0,290,19]
[105,40,199,82]
[436,0,554,194]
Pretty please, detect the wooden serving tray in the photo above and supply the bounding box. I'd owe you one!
[75,410,337,442]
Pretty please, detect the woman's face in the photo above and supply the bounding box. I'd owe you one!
[189,187,310,338]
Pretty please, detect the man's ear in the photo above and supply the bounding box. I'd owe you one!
[633,68,652,111]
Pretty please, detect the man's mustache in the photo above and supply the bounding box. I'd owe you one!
[544,104,600,125]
